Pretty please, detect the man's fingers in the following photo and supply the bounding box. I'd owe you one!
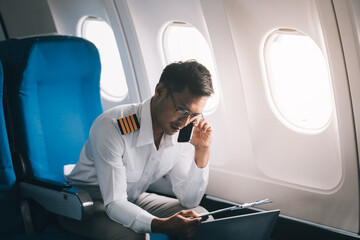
[178,210,199,218]
[195,120,212,133]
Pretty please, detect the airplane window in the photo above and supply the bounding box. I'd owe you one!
[264,29,333,132]
[81,17,128,101]
[162,22,220,114]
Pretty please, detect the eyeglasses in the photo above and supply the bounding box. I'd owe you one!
[168,89,204,124]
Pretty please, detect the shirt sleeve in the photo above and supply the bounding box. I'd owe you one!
[90,117,155,233]
[168,143,209,208]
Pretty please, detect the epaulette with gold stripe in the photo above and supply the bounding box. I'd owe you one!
[117,114,140,135]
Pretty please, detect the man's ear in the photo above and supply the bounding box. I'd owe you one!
[154,82,167,99]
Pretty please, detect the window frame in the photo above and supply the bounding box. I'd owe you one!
[263,28,334,133]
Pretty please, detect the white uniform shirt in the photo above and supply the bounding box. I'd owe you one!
[66,98,209,233]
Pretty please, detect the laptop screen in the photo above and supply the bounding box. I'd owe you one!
[190,210,280,240]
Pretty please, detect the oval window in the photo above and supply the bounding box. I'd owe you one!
[264,29,333,131]
[81,17,128,101]
[162,22,220,114]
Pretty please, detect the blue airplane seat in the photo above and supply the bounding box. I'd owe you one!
[0,59,88,239]
[0,35,99,222]
[0,35,102,183]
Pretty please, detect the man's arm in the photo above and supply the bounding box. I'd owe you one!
[91,117,155,233]
[167,120,213,208]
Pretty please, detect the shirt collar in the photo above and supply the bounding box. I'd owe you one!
[136,97,177,148]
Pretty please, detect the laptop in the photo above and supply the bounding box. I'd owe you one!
[190,210,280,240]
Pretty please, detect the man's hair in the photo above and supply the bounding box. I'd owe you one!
[159,60,214,97]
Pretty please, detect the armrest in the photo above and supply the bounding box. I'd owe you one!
[22,176,72,190]
[20,179,94,221]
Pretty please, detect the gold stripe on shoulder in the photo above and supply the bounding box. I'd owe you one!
[126,116,134,132]
[117,114,140,135]
[130,114,138,131]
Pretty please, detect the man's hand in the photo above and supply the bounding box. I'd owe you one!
[191,119,213,148]
[190,119,213,168]
[151,210,202,238]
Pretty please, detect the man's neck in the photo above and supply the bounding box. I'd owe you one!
[153,129,163,150]
[150,97,164,149]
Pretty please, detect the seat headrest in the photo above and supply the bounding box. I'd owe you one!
[0,35,101,88]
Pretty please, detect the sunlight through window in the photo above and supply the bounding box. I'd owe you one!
[264,29,333,131]
[81,17,128,101]
[163,22,220,114]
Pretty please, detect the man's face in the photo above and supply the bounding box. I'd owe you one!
[154,85,208,135]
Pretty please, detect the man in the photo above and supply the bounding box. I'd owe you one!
[59,60,214,239]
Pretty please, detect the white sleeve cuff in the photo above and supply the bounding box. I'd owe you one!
[106,200,156,233]
[131,211,156,233]
[188,158,209,183]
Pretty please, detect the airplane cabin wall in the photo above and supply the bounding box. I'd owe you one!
[333,0,360,192]
[207,0,359,233]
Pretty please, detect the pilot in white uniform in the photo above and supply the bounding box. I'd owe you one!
[59,60,214,240]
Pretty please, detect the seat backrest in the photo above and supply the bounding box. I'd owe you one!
[0,61,24,236]
[0,36,102,183]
